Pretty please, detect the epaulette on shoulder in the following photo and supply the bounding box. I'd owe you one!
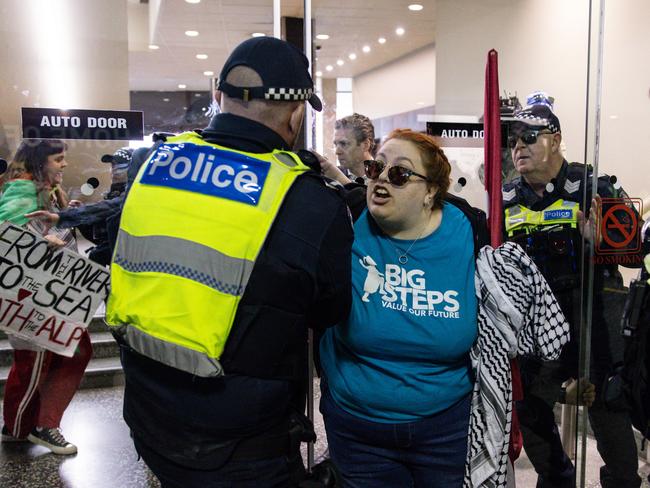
[566,161,592,178]
[295,149,322,173]
[502,179,519,203]
[151,132,175,143]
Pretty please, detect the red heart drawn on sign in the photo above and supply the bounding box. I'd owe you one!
[17,289,32,302]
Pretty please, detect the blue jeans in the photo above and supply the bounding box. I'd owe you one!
[320,383,470,488]
[133,435,303,488]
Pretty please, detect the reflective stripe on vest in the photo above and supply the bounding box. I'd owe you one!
[106,132,309,377]
[505,199,579,236]
[113,231,254,296]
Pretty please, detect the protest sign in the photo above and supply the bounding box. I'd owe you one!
[0,223,110,356]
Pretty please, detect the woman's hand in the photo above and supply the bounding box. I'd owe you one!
[68,199,83,208]
[312,150,353,185]
[43,234,66,249]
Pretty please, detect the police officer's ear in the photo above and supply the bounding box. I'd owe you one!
[289,103,305,137]
[551,132,562,154]
[214,90,224,109]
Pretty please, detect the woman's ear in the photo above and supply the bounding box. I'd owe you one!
[425,186,438,208]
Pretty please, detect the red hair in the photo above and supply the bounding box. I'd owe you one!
[383,129,451,209]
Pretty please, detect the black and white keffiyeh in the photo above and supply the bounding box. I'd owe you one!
[464,242,570,487]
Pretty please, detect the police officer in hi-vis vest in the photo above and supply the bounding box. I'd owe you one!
[106,37,352,488]
[503,92,642,488]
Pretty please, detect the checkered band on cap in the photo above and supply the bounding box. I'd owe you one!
[514,112,559,133]
[114,148,132,161]
[513,104,561,134]
[264,87,314,102]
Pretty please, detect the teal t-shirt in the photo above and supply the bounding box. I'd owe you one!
[320,202,478,423]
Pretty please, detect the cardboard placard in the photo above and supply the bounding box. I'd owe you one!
[0,223,110,356]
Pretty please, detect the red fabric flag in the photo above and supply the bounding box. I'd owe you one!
[484,49,524,464]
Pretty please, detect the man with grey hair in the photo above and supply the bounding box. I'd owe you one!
[333,113,375,181]
[106,37,352,487]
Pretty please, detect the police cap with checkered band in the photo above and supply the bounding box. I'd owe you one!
[507,91,562,134]
[217,36,322,112]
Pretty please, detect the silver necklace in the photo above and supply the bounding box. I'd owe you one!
[393,221,429,265]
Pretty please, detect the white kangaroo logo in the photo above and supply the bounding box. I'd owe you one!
[360,256,385,302]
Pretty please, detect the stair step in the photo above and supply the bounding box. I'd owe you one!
[0,331,118,367]
[0,315,111,341]
[0,355,123,396]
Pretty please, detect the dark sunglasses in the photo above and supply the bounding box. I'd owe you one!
[364,160,431,187]
[507,130,552,149]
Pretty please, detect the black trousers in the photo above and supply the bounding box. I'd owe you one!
[133,434,306,488]
[516,358,641,488]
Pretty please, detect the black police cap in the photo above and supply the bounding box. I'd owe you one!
[217,36,322,112]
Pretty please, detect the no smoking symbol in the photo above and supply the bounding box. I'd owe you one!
[597,198,642,254]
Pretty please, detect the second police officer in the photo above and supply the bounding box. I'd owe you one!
[503,92,643,488]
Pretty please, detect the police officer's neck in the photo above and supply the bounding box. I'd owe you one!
[523,156,564,197]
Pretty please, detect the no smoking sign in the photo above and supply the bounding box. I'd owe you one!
[596,198,643,255]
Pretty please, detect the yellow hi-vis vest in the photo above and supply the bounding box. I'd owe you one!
[504,199,580,236]
[106,131,309,377]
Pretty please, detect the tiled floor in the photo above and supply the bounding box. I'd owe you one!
[1,385,650,487]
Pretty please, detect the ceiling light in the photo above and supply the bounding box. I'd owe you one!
[336,59,344,66]
[362,45,371,53]
[348,53,357,60]
[395,27,405,36]
[196,53,208,60]
[178,84,187,89]
[185,0,201,3]
[148,44,159,50]
[251,32,265,37]
[185,30,199,37]
[203,70,214,76]
[378,37,386,44]
[163,98,170,102]
[325,65,333,72]
[408,4,423,11]
[316,34,330,40]
[316,71,323,77]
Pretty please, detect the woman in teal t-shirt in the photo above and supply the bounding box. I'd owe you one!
[320,129,478,487]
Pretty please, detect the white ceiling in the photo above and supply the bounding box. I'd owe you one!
[128,0,436,91]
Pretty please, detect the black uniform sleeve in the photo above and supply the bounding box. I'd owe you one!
[57,196,123,228]
[342,182,367,221]
[306,196,353,332]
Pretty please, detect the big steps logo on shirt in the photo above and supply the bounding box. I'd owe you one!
[140,143,270,205]
[360,256,460,318]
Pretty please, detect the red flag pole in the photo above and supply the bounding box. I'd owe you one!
[484,49,503,247]
[484,50,524,468]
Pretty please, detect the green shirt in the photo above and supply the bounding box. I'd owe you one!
[0,179,40,226]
